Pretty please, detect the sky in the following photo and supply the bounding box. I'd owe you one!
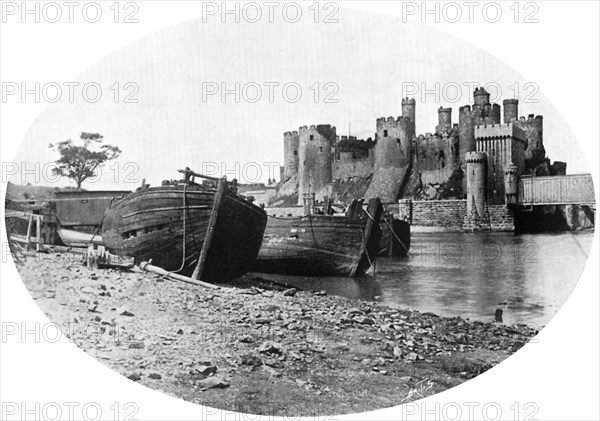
[12,6,587,191]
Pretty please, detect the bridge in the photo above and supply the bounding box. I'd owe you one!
[517,174,596,206]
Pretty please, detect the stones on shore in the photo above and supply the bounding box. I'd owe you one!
[355,316,376,325]
[127,373,142,381]
[198,376,230,389]
[241,354,263,368]
[258,341,283,356]
[129,341,145,349]
[16,252,539,413]
[193,364,218,376]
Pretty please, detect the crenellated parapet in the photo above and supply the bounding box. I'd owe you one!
[376,115,414,129]
[474,122,527,143]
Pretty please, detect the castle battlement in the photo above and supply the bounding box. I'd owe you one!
[465,151,487,164]
[376,116,412,128]
[298,124,336,135]
[517,114,543,122]
[475,122,527,142]
[417,130,457,142]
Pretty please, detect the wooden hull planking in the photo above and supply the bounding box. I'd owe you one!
[101,184,266,282]
[253,199,383,277]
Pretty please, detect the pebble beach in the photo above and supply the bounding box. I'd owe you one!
[15,248,537,416]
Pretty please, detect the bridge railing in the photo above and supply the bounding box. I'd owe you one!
[517,174,595,205]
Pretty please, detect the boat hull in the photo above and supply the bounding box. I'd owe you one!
[253,207,382,277]
[57,228,104,247]
[379,218,411,257]
[101,184,266,283]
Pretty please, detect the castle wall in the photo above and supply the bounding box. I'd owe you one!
[415,132,460,186]
[391,199,515,232]
[333,150,374,180]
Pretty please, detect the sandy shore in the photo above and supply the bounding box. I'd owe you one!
[15,249,536,416]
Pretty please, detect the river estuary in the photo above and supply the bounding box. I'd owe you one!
[263,231,595,327]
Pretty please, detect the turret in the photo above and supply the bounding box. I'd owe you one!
[401,97,416,124]
[503,99,519,123]
[473,87,490,107]
[436,107,452,134]
[465,151,487,219]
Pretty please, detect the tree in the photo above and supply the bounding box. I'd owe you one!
[49,132,121,189]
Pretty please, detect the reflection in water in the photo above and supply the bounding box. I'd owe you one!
[255,231,593,327]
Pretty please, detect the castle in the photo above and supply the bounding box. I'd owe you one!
[274,87,566,216]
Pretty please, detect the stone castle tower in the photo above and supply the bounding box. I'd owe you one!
[502,98,546,170]
[297,124,337,204]
[364,98,416,202]
[435,107,453,135]
[274,86,551,209]
[458,87,501,160]
[374,98,415,168]
[282,130,299,181]
[465,151,487,219]
[474,122,527,204]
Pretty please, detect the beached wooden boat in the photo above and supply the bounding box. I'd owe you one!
[252,198,383,277]
[379,216,411,257]
[101,169,267,283]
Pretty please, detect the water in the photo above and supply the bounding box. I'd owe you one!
[264,231,594,327]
